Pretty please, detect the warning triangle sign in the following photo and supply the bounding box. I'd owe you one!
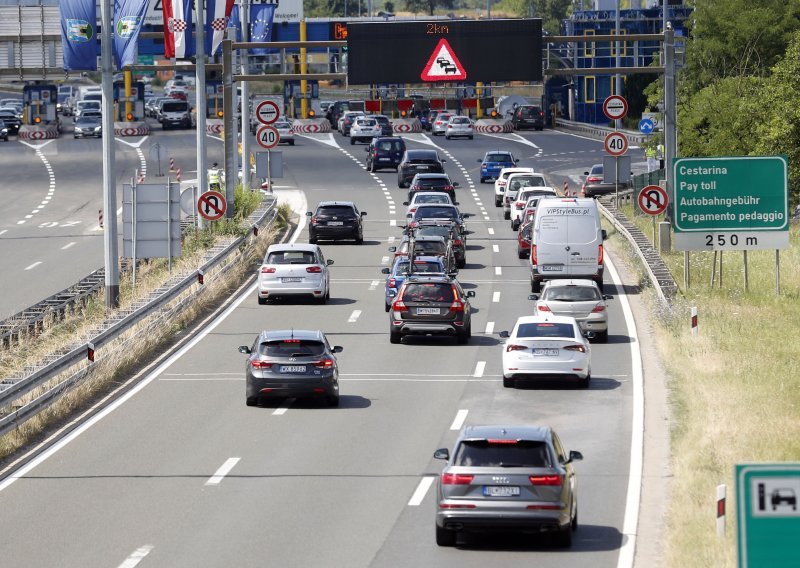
[420,38,467,82]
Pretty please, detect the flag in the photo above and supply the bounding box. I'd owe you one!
[206,0,236,57]
[113,0,150,69]
[228,5,243,42]
[162,0,194,59]
[59,0,97,71]
[250,3,276,56]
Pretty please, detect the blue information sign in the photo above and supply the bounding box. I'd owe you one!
[639,118,654,134]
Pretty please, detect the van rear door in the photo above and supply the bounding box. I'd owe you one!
[534,203,599,278]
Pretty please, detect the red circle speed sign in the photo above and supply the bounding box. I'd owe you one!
[256,125,280,149]
[255,100,280,125]
[603,95,628,121]
[638,185,668,216]
[604,132,629,156]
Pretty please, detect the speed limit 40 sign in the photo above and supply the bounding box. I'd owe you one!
[604,132,629,156]
[256,125,280,149]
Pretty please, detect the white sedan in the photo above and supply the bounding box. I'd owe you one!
[494,167,535,207]
[499,315,591,388]
[257,243,333,305]
[444,115,473,139]
[273,120,295,145]
[349,117,381,144]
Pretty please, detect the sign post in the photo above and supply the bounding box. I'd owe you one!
[638,185,669,245]
[601,97,628,208]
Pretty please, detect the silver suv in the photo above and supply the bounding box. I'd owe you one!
[434,424,583,547]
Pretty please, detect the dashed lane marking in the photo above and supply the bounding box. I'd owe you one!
[205,457,241,486]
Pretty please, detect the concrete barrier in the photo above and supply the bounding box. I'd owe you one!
[391,119,422,133]
[292,119,332,134]
[474,119,513,134]
[113,122,149,136]
[18,125,60,140]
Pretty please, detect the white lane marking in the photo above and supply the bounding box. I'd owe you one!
[348,310,362,323]
[114,136,148,149]
[16,220,25,225]
[381,256,390,265]
[205,457,241,486]
[390,219,397,226]
[408,476,436,506]
[369,280,379,291]
[492,291,501,303]
[61,242,76,250]
[485,321,495,334]
[473,361,486,378]
[608,254,645,568]
[0,230,6,236]
[24,262,42,271]
[388,236,395,243]
[487,228,495,235]
[117,545,154,568]
[492,245,499,253]
[495,267,502,276]
[450,409,469,430]
[272,399,295,416]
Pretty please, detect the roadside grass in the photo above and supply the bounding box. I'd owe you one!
[616,204,800,567]
[0,192,289,462]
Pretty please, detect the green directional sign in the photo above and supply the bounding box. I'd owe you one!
[737,464,800,568]
[672,156,789,251]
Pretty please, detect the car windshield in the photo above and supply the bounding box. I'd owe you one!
[454,440,552,467]
[259,339,325,357]
[513,176,547,188]
[521,107,541,117]
[415,207,457,220]
[415,178,449,189]
[401,282,454,302]
[413,194,450,205]
[413,241,446,254]
[452,117,469,124]
[544,286,601,302]
[162,102,188,112]
[516,322,576,338]
[374,116,389,124]
[357,119,376,126]
[395,260,443,274]
[266,251,316,264]
[377,140,404,151]
[487,153,513,163]
[318,205,356,217]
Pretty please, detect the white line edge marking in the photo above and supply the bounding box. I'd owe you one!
[347,310,362,323]
[408,476,436,506]
[487,228,495,235]
[0,229,7,236]
[608,253,644,568]
[61,242,76,250]
[272,399,295,416]
[450,409,468,430]
[24,262,42,270]
[485,321,495,334]
[473,361,486,377]
[205,457,241,486]
[492,291,501,303]
[492,245,499,253]
[495,266,502,276]
[0,196,310,494]
[117,545,154,568]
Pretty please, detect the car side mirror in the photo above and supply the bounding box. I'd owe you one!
[498,331,510,338]
[583,171,590,176]
[476,158,482,163]
[381,267,390,274]
[388,246,397,252]
[602,229,608,240]
[453,182,460,187]
[403,201,409,206]
[441,159,446,163]
[364,147,369,152]
[463,230,474,235]
[462,213,474,218]
[433,448,450,460]
[603,294,613,300]
[326,259,334,266]
[567,450,584,463]
[332,346,344,353]
[528,294,539,301]
[238,346,251,354]
[466,290,475,298]
[514,158,520,163]
[306,211,313,216]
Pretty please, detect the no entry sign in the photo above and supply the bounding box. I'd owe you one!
[255,100,280,125]
[603,95,628,121]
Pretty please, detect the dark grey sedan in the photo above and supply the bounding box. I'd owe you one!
[239,329,342,407]
[434,424,583,547]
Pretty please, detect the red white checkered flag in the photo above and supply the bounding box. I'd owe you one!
[207,0,236,55]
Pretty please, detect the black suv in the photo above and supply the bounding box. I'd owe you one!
[512,105,545,131]
[307,201,367,244]
[389,275,475,344]
[365,136,406,172]
[398,149,446,188]
[0,119,8,141]
[407,173,459,202]
[407,220,471,269]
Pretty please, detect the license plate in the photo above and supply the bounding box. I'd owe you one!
[483,486,520,497]
[280,365,306,373]
[533,348,560,356]
[282,277,302,283]
[328,221,344,226]
[416,165,429,170]
[541,265,563,272]
[416,307,440,315]
[379,158,391,161]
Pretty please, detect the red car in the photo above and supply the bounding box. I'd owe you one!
[517,221,533,259]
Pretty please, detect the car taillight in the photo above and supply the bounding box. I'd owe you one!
[506,344,527,352]
[587,176,601,183]
[516,203,525,209]
[409,208,417,214]
[530,475,563,486]
[250,360,273,369]
[498,181,507,187]
[467,124,473,129]
[539,111,544,117]
[591,303,606,313]
[444,185,454,191]
[447,124,453,128]
[564,345,586,353]
[449,300,465,312]
[453,239,462,246]
[306,266,323,273]
[598,245,604,264]
[261,267,276,273]
[531,244,537,265]
[482,163,488,168]
[537,305,551,312]
[311,358,334,369]
[441,473,474,485]
[392,300,408,312]
[310,216,318,226]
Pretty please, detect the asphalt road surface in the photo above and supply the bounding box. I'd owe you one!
[0,126,650,567]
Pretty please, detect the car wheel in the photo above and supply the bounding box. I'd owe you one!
[384,302,390,313]
[512,220,520,231]
[327,394,340,407]
[468,135,473,140]
[595,330,609,343]
[350,137,355,145]
[518,248,527,259]
[436,525,456,547]
[289,140,295,146]
[571,506,579,531]
[258,296,267,305]
[531,279,541,293]
[457,332,469,345]
[554,524,573,547]
[479,177,486,183]
[317,294,327,305]
[503,210,510,220]
[309,233,318,244]
[389,329,402,344]
[246,396,259,407]
[578,374,591,389]
[356,233,364,245]
[457,258,466,269]
[503,377,515,388]
[495,196,502,207]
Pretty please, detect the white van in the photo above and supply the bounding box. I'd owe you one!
[529,198,607,292]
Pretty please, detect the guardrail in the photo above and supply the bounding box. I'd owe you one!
[555,118,648,145]
[0,197,279,438]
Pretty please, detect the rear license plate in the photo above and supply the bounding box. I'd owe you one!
[282,277,302,283]
[541,265,563,272]
[416,307,440,315]
[280,365,306,373]
[328,221,344,226]
[533,348,560,356]
[483,486,520,497]
[416,165,429,170]
[379,158,391,161]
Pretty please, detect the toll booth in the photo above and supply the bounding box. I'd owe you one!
[284,80,319,118]
[206,81,224,118]
[23,84,58,126]
[112,81,146,121]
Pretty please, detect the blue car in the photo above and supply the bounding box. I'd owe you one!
[478,151,519,183]
[381,255,446,311]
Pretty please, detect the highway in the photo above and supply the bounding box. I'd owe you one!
[0,126,649,566]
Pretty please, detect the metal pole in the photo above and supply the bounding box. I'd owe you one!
[743,250,748,291]
[132,184,137,290]
[487,0,491,19]
[196,0,208,230]
[100,0,119,308]
[300,20,308,119]
[683,250,689,290]
[719,251,723,288]
[664,29,676,222]
[222,39,236,218]
[167,179,172,273]
[241,0,251,191]
[710,251,717,287]
[776,250,781,295]
[615,0,622,104]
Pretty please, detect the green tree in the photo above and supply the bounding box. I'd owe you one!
[497,0,572,34]
[384,1,395,13]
